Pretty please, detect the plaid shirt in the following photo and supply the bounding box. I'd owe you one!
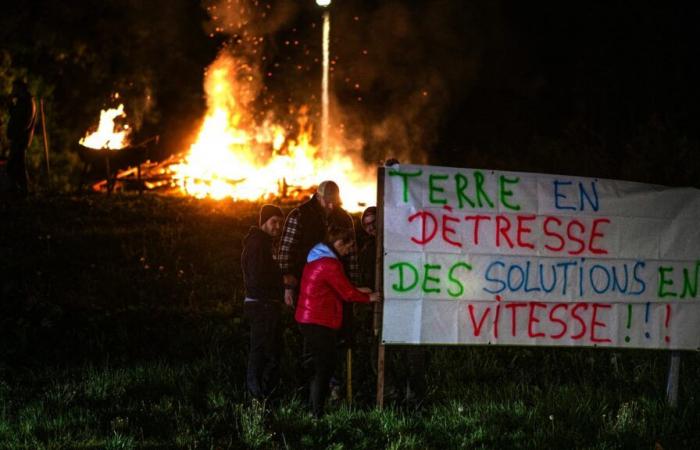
[278,207,360,286]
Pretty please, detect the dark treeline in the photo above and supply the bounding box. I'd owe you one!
[1,1,699,189]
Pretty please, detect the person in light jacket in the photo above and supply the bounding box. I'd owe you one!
[295,226,380,417]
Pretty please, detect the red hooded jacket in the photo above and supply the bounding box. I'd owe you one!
[295,243,369,329]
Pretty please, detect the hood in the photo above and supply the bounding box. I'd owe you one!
[307,242,338,263]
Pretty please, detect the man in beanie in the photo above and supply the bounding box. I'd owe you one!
[241,204,285,400]
[278,180,359,306]
[278,181,360,401]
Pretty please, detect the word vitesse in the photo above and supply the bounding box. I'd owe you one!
[389,168,601,212]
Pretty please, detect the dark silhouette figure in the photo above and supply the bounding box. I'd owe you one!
[6,80,36,196]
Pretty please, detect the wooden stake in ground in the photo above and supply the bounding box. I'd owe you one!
[40,99,51,189]
[375,165,386,408]
[346,347,352,404]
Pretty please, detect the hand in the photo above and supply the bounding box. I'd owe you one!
[284,288,296,308]
[369,292,382,303]
[357,287,372,294]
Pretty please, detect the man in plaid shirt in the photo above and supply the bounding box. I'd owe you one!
[278,180,360,307]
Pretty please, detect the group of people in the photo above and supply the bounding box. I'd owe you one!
[241,180,380,417]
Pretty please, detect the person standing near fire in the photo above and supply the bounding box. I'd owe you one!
[294,225,381,417]
[278,180,360,302]
[6,79,36,197]
[278,180,360,398]
[241,204,286,400]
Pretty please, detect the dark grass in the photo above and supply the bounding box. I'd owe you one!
[1,194,699,449]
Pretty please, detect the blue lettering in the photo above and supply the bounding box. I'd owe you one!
[540,262,557,293]
[483,261,506,294]
[579,181,600,212]
[523,261,541,292]
[556,260,577,296]
[590,264,612,294]
[507,264,526,291]
[630,261,646,295]
[553,180,576,211]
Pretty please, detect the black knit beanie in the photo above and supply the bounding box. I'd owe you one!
[259,204,283,226]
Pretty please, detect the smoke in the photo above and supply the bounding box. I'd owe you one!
[331,0,489,165]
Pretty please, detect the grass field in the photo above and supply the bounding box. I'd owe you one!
[1,194,698,449]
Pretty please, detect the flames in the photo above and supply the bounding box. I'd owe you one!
[81,54,377,212]
[79,102,131,150]
[169,53,375,212]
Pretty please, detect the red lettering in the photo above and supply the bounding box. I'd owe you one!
[467,304,491,336]
[570,303,589,340]
[496,215,514,248]
[589,218,610,255]
[493,304,501,338]
[516,214,536,249]
[548,303,569,339]
[543,216,565,252]
[408,211,438,245]
[527,302,547,338]
[566,220,586,255]
[464,215,491,246]
[505,302,528,336]
[590,303,612,343]
[442,206,462,248]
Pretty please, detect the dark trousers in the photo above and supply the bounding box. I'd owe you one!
[299,323,337,417]
[244,301,282,400]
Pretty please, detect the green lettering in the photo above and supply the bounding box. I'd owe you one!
[388,169,422,203]
[474,170,495,208]
[680,261,700,299]
[422,264,442,293]
[455,173,475,208]
[389,262,419,292]
[658,266,677,298]
[499,175,521,211]
[429,173,449,205]
[447,261,473,297]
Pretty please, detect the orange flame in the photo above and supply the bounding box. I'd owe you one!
[169,53,375,212]
[79,102,131,150]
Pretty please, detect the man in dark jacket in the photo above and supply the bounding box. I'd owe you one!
[278,180,360,400]
[6,80,36,197]
[278,180,359,306]
[241,204,285,400]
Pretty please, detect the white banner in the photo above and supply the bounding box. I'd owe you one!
[382,164,700,350]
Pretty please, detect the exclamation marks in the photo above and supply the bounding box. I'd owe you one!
[644,302,651,339]
[624,304,632,343]
[664,304,672,343]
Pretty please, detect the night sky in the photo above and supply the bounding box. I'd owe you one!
[2,1,699,186]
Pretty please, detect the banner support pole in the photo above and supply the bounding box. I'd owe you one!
[375,164,386,408]
[666,350,681,408]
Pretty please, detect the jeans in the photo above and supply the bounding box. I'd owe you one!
[244,301,282,399]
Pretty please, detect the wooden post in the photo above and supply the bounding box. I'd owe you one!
[375,165,386,408]
[39,99,51,189]
[666,351,681,408]
[346,347,352,404]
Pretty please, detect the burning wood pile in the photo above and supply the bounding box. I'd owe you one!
[80,54,375,211]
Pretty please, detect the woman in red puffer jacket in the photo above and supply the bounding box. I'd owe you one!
[295,226,380,417]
